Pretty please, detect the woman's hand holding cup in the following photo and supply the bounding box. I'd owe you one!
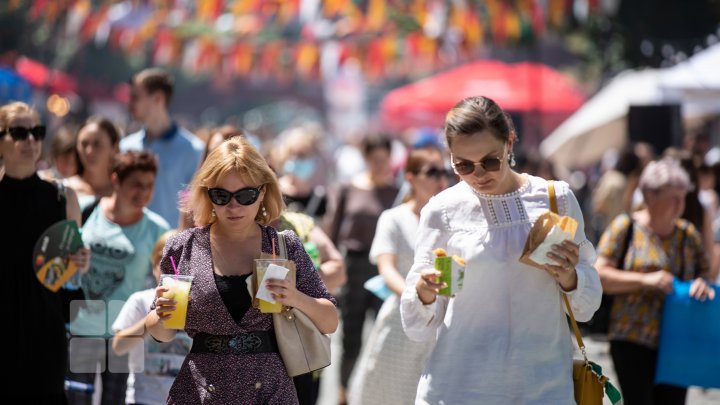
[266,276,301,307]
[154,284,176,321]
[416,269,446,305]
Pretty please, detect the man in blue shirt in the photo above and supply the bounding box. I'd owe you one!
[121,68,204,226]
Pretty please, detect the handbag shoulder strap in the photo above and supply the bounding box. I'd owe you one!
[618,216,634,270]
[278,232,288,260]
[678,222,688,280]
[548,181,586,353]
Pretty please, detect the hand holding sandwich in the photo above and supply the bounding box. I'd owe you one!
[544,239,580,291]
[519,211,581,291]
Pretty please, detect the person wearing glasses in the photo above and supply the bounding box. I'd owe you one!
[177,128,344,405]
[145,136,338,404]
[66,151,169,405]
[400,96,602,404]
[349,146,449,404]
[0,101,90,403]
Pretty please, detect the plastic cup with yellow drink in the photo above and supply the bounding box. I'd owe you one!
[434,248,466,297]
[160,274,193,329]
[255,258,291,313]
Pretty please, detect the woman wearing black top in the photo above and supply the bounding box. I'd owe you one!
[0,101,89,403]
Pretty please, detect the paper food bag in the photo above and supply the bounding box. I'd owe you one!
[519,211,578,270]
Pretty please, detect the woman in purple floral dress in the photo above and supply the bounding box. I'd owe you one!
[145,137,338,404]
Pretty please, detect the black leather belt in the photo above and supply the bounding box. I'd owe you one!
[191,331,278,354]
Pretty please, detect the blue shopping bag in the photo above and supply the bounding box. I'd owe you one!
[655,279,720,388]
[363,275,392,301]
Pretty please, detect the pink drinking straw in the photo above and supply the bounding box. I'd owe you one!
[170,257,179,277]
[272,238,276,260]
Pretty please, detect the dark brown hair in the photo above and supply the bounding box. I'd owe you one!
[49,124,78,162]
[361,135,392,156]
[112,151,158,182]
[75,116,121,176]
[405,147,442,175]
[132,67,174,106]
[444,96,516,147]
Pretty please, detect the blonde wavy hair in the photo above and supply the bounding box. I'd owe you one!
[0,102,40,130]
[187,136,284,226]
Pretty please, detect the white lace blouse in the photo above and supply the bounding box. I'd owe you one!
[400,174,602,404]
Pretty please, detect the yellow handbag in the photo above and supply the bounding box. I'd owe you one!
[548,181,621,405]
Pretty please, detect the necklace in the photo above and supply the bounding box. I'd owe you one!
[210,240,230,276]
[210,231,260,276]
[210,233,236,275]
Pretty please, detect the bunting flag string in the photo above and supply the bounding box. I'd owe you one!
[19,0,604,83]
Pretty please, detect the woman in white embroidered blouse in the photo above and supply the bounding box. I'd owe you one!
[400,96,602,404]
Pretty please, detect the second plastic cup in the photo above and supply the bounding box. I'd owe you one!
[160,274,193,329]
[255,259,291,313]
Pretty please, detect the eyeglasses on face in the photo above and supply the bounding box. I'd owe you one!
[418,167,453,179]
[452,155,504,175]
[1,126,46,141]
[207,186,263,206]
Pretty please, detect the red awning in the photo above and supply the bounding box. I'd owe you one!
[15,56,77,94]
[380,60,586,133]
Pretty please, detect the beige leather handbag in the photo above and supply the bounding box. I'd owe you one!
[272,232,331,377]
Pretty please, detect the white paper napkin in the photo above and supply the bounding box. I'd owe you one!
[529,224,574,266]
[255,263,290,304]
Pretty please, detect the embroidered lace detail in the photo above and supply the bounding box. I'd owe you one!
[515,197,528,222]
[501,200,512,223]
[487,199,499,226]
[478,195,530,228]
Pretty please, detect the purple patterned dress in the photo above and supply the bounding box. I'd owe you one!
[159,225,336,404]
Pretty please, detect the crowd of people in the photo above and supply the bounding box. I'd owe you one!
[2,66,719,405]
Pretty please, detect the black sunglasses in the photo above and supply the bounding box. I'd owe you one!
[207,186,263,206]
[1,125,46,141]
[419,167,453,179]
[452,156,504,176]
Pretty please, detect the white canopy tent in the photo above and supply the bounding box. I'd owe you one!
[659,43,720,118]
[661,43,720,92]
[540,44,720,169]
